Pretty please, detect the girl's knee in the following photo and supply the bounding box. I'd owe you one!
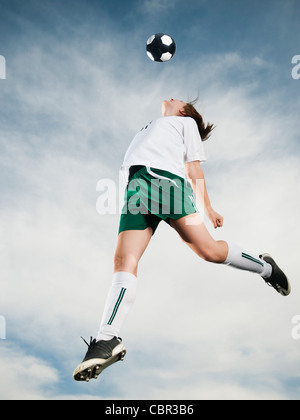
[197,243,225,263]
[114,253,138,273]
[200,248,218,262]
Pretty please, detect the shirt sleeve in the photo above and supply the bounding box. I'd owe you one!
[183,117,206,163]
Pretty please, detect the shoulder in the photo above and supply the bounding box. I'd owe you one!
[162,116,194,126]
[170,116,197,129]
[182,116,197,128]
[157,117,197,132]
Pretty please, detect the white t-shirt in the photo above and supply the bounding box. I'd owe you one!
[121,116,206,182]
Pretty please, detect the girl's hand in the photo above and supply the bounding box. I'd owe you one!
[208,208,224,229]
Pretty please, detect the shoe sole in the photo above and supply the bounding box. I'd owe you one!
[260,253,291,296]
[73,343,127,382]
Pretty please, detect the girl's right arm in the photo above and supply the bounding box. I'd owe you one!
[185,161,224,229]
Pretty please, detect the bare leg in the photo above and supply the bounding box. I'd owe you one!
[169,214,273,280]
[96,227,153,340]
[169,214,228,263]
[114,227,153,276]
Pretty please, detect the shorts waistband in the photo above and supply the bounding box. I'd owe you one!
[128,166,188,186]
[129,165,146,181]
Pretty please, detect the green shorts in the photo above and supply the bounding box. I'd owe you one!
[118,166,198,235]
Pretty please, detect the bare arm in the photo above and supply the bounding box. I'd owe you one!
[185,161,223,229]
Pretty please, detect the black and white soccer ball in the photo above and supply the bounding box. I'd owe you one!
[146,33,176,62]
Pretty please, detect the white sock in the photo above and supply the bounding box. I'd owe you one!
[224,242,272,279]
[96,272,137,341]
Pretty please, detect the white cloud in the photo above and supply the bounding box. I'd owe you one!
[0,344,59,400]
[140,0,180,15]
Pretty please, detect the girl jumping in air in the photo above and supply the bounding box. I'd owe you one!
[73,98,290,382]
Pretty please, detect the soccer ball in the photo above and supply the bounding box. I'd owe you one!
[146,33,176,62]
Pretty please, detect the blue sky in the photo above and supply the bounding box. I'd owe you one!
[0,0,300,400]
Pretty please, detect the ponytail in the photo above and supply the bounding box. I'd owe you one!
[182,99,214,141]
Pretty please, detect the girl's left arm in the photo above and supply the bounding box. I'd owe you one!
[185,160,224,229]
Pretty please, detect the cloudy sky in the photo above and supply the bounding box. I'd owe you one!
[0,0,300,400]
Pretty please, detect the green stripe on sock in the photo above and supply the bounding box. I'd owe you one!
[108,288,127,325]
[241,252,264,267]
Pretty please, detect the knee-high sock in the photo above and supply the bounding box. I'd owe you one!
[224,242,272,279]
[97,272,137,341]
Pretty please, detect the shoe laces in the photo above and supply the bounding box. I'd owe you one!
[81,336,96,348]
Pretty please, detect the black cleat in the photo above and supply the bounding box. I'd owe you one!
[260,253,291,296]
[73,336,126,382]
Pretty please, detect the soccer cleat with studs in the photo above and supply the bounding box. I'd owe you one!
[260,253,291,296]
[73,336,126,382]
